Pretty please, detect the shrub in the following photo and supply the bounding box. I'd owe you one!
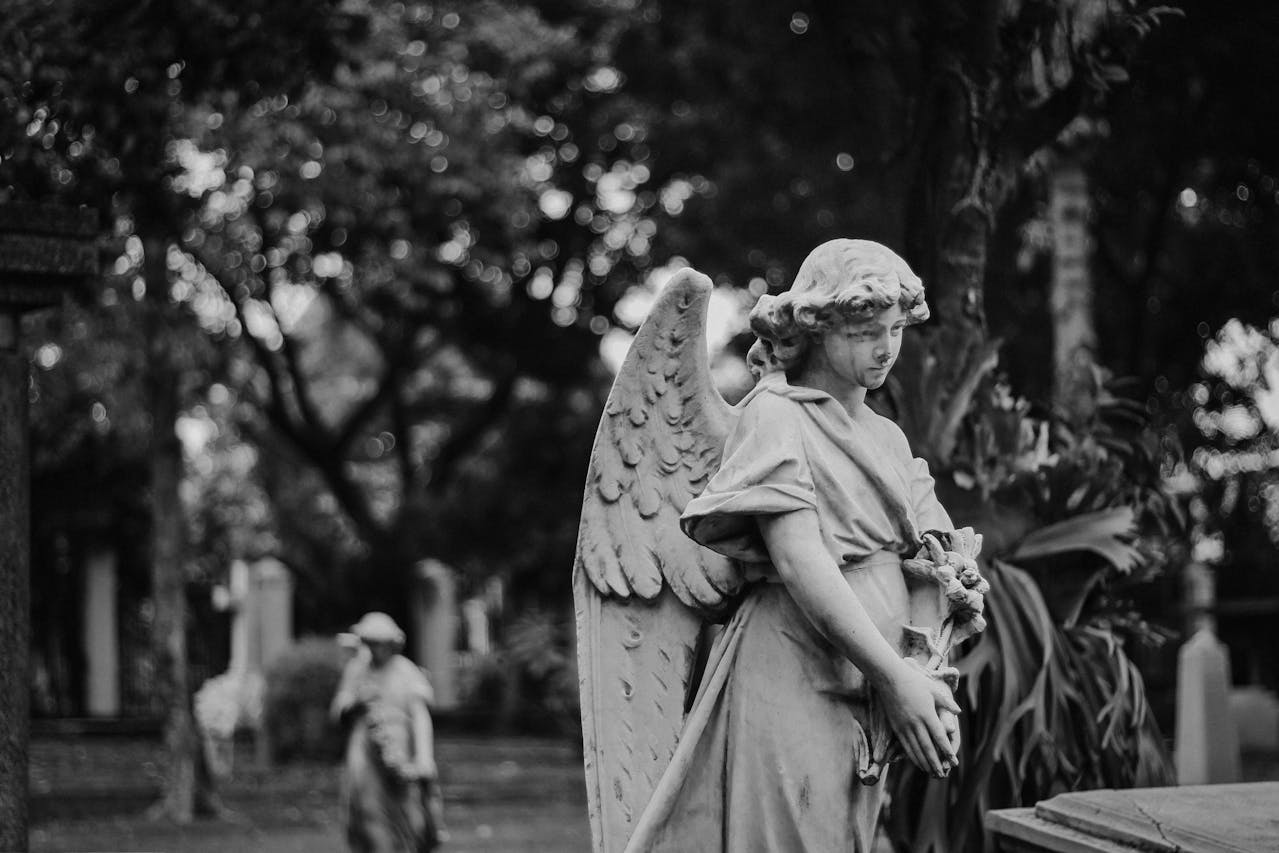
[262,635,346,762]
[456,609,580,736]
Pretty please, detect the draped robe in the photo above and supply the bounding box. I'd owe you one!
[625,372,952,853]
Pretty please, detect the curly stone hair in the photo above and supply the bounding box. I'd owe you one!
[746,239,929,378]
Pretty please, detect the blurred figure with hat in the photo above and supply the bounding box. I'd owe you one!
[332,612,445,851]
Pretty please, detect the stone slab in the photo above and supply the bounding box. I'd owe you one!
[990,783,1279,853]
[986,808,1138,853]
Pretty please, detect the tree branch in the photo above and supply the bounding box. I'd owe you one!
[258,270,327,435]
[424,365,520,491]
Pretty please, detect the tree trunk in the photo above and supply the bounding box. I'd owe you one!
[889,65,1007,472]
[0,314,31,851]
[1048,158,1098,421]
[142,235,199,822]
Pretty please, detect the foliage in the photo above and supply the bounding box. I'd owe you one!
[888,369,1180,853]
[1175,317,1279,688]
[889,560,1172,853]
[503,608,580,733]
[140,0,648,614]
[1188,318,1279,545]
[458,609,579,735]
[262,637,346,762]
[1085,0,1279,397]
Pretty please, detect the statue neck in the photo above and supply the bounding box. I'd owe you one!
[793,363,870,417]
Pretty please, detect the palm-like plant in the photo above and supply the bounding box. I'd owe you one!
[886,370,1180,853]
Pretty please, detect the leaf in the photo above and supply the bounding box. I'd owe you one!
[1007,506,1143,574]
[889,559,1173,853]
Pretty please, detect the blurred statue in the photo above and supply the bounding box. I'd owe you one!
[331,612,445,853]
[574,240,989,852]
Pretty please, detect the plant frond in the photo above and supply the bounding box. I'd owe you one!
[1007,506,1143,573]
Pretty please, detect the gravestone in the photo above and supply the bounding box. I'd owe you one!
[0,202,97,852]
[1176,562,1242,785]
[1230,686,1279,753]
[413,559,458,709]
[250,557,293,671]
[225,557,294,674]
[82,547,120,716]
[987,782,1279,852]
[211,558,292,769]
[226,560,253,673]
[462,597,491,655]
[1177,628,1242,785]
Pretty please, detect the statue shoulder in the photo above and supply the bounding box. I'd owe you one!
[736,377,817,428]
[867,409,919,458]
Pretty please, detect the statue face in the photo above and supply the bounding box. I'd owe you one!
[817,303,906,391]
[365,640,396,666]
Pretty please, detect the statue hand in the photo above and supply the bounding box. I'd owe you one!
[938,707,961,764]
[410,757,438,781]
[875,658,960,778]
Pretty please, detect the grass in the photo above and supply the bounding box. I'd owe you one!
[29,732,592,853]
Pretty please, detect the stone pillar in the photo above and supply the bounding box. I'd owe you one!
[0,202,97,852]
[81,548,120,717]
[1176,562,1241,785]
[226,559,252,674]
[412,559,458,709]
[462,597,491,655]
[250,557,293,671]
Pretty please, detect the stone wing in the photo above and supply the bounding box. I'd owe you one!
[573,268,743,853]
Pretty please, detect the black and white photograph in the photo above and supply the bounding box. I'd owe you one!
[2,0,1278,850]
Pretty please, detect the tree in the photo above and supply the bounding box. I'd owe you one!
[1183,319,1279,687]
[165,0,644,622]
[1,0,351,821]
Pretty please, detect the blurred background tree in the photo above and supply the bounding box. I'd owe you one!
[1,0,352,820]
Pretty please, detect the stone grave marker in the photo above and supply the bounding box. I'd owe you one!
[413,558,459,709]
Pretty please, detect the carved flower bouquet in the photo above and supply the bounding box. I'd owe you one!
[857,527,989,784]
[365,701,420,782]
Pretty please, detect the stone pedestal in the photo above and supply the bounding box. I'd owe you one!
[987,782,1279,852]
[412,559,458,709]
[81,548,120,716]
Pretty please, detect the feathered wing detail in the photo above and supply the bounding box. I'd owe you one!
[574,268,742,853]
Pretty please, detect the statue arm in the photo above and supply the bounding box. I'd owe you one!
[758,508,959,777]
[330,658,364,723]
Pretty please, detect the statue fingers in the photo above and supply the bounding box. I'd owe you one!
[913,722,947,778]
[919,713,954,773]
[938,708,961,759]
[901,727,934,777]
[929,679,961,715]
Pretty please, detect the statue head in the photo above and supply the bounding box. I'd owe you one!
[351,611,405,665]
[747,239,928,378]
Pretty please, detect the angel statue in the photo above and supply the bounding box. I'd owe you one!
[574,239,990,853]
